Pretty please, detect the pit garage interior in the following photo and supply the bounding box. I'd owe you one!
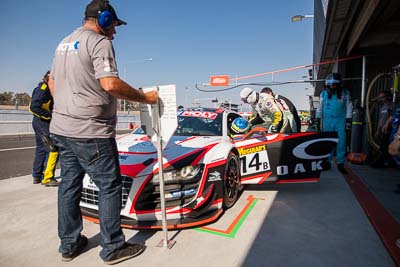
[312,0,400,161]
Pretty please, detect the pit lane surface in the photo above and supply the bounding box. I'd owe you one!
[0,169,395,267]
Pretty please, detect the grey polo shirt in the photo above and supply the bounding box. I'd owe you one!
[50,27,118,138]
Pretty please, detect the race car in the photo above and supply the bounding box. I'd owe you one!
[80,107,338,229]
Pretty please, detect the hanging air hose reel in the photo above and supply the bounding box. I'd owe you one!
[363,64,399,163]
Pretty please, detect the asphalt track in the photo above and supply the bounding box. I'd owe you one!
[0,167,397,267]
[0,135,36,179]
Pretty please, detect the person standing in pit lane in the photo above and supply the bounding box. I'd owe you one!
[49,0,158,264]
[29,70,59,186]
[372,90,394,167]
[315,72,353,174]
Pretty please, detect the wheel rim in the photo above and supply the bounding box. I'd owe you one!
[225,156,239,201]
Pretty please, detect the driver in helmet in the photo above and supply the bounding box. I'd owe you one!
[315,72,353,174]
[230,117,250,137]
[240,87,291,133]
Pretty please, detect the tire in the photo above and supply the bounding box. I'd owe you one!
[223,152,240,209]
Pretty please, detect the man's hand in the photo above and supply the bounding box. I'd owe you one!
[143,91,158,104]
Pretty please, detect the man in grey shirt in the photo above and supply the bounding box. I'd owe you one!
[49,0,158,264]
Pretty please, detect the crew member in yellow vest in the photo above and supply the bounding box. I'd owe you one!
[29,70,59,186]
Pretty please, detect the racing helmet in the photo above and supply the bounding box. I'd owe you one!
[231,117,250,134]
[240,87,258,105]
[325,72,341,87]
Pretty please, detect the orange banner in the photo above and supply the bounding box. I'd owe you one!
[210,75,230,86]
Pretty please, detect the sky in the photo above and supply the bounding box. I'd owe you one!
[1,0,314,110]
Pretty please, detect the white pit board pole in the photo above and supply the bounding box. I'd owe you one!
[155,99,176,249]
[139,85,177,249]
[155,101,169,248]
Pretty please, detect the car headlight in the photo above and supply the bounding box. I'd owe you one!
[152,164,203,183]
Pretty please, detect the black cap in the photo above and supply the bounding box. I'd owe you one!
[85,0,127,26]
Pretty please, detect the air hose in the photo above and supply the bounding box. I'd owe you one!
[393,66,399,101]
[365,73,391,150]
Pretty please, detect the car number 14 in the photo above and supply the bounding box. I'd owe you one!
[240,149,270,175]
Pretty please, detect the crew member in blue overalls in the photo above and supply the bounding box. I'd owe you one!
[29,70,59,186]
[315,72,353,174]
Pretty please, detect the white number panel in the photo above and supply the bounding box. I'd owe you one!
[238,145,271,176]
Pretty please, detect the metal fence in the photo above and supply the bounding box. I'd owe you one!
[0,110,140,134]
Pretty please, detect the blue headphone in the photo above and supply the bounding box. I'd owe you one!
[97,1,113,30]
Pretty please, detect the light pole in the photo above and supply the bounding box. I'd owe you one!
[292,13,315,99]
[291,14,314,22]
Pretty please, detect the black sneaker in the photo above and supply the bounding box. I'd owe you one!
[33,177,41,184]
[104,243,146,265]
[61,235,88,262]
[338,164,347,174]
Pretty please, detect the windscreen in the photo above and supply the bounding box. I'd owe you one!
[175,110,223,136]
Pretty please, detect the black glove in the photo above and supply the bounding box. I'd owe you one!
[249,114,263,126]
[248,118,255,126]
[41,135,58,152]
[345,118,352,131]
[269,125,279,133]
[313,118,321,132]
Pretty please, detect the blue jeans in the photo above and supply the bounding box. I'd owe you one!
[51,134,125,260]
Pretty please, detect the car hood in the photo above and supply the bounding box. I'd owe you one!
[117,134,223,178]
[117,134,222,153]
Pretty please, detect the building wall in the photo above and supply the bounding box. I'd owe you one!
[313,0,327,79]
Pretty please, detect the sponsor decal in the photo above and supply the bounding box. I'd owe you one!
[292,138,338,160]
[84,177,99,191]
[276,160,323,175]
[165,189,196,199]
[180,111,218,119]
[211,157,225,163]
[103,57,116,72]
[238,145,266,156]
[57,41,80,55]
[119,155,128,161]
[208,171,221,181]
[210,75,230,86]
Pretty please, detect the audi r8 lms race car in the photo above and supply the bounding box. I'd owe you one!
[80,107,338,229]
